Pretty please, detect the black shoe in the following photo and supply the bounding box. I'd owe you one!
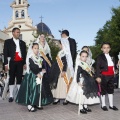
[109,106,118,111]
[53,100,60,105]
[101,106,108,111]
[80,109,87,114]
[34,105,43,110]
[83,107,92,112]
[9,97,14,102]
[63,101,69,105]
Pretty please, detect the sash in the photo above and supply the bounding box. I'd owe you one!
[40,51,52,67]
[80,62,92,76]
[67,77,73,93]
[56,55,72,93]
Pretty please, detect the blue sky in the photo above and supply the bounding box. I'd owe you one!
[0,0,119,50]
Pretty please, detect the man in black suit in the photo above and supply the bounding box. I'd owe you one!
[60,30,76,105]
[61,30,77,67]
[3,27,27,102]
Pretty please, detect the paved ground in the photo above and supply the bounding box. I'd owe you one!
[0,90,120,120]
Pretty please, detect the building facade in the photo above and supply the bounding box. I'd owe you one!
[3,0,37,45]
[0,31,9,53]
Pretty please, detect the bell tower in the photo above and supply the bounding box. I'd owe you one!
[11,0,30,22]
[4,0,37,45]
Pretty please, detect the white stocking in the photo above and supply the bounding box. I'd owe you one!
[83,97,88,108]
[108,94,113,107]
[17,85,20,91]
[79,104,83,110]
[54,99,59,102]
[101,95,106,107]
[9,85,14,98]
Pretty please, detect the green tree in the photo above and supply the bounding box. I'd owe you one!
[46,38,60,62]
[91,6,120,60]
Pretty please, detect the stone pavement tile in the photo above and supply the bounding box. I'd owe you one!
[0,91,120,120]
[33,115,55,120]
[0,113,22,120]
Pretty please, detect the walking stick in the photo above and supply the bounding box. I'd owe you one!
[38,72,45,108]
[38,77,42,107]
[118,53,120,88]
[78,91,83,115]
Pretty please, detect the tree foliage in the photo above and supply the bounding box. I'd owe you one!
[46,38,60,62]
[90,6,120,60]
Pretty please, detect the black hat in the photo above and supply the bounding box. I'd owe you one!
[61,30,69,36]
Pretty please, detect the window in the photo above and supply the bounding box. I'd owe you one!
[19,0,21,4]
[15,11,19,18]
[21,10,25,18]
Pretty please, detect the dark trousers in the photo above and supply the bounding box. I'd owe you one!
[9,61,23,85]
[101,75,114,95]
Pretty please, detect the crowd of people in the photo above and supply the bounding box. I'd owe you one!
[1,27,120,114]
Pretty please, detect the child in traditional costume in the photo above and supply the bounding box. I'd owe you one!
[82,46,101,96]
[96,42,118,111]
[66,51,100,114]
[82,46,95,68]
[16,43,53,112]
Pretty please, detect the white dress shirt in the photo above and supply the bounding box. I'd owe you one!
[105,54,114,66]
[13,38,22,57]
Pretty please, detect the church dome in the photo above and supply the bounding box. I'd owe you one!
[37,22,52,35]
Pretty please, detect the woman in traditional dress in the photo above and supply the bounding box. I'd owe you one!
[66,51,100,114]
[49,41,72,105]
[36,34,52,75]
[36,34,53,106]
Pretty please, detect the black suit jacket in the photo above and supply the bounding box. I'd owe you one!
[95,53,115,78]
[68,37,77,67]
[3,38,27,65]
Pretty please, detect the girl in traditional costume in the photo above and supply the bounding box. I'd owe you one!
[16,43,53,112]
[66,51,100,114]
[82,46,95,68]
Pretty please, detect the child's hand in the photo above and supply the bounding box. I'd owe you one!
[78,82,83,87]
[23,64,27,70]
[61,72,65,77]
[37,74,42,79]
[42,69,46,74]
[96,77,101,83]
[2,77,4,81]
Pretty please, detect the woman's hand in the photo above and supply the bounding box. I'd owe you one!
[42,69,46,74]
[96,77,101,83]
[118,60,120,66]
[61,72,65,77]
